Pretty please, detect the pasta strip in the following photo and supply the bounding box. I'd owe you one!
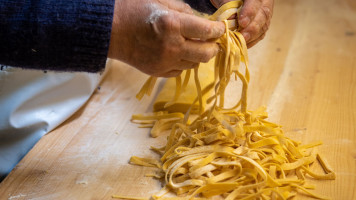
[119,1,336,199]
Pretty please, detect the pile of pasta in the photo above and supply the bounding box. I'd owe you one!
[121,1,335,199]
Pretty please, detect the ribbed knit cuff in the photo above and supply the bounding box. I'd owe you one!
[72,1,115,72]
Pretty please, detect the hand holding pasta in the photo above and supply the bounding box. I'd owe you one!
[108,0,225,77]
[211,0,274,48]
[119,1,336,199]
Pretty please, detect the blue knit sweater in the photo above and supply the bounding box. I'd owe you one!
[0,0,115,72]
[0,0,217,182]
[0,0,215,73]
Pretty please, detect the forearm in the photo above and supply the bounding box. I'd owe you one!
[183,0,217,14]
[0,0,115,72]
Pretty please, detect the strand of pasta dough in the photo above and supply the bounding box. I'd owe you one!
[121,1,336,199]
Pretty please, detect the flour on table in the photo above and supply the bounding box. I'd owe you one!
[8,194,26,200]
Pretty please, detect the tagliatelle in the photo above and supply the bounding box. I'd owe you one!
[114,1,336,199]
[153,62,214,114]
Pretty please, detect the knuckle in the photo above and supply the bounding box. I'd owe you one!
[202,24,214,37]
[159,15,172,31]
[156,14,176,33]
[242,5,256,18]
[183,3,192,12]
[261,5,272,19]
[248,23,260,35]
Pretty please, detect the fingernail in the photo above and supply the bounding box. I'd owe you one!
[242,32,250,41]
[239,17,250,28]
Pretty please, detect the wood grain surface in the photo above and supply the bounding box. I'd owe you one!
[0,0,355,199]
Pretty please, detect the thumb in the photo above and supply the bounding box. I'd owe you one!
[179,13,225,40]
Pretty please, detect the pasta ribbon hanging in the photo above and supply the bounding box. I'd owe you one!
[120,1,336,199]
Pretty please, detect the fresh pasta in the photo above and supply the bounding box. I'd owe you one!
[119,1,336,199]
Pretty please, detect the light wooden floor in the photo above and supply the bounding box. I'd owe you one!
[0,0,355,199]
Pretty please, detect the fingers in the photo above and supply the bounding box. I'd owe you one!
[238,0,274,46]
[152,60,198,77]
[246,32,266,48]
[134,0,228,77]
[179,13,225,41]
[181,40,220,63]
[158,0,194,14]
[160,60,198,77]
[159,70,182,78]
[240,10,264,42]
[238,0,259,29]
[175,60,199,70]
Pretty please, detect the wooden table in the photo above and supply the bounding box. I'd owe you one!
[1,0,355,199]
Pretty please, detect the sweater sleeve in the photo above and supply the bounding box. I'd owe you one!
[0,0,115,72]
[184,0,217,15]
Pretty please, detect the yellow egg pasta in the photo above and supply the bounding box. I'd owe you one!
[117,1,336,199]
[153,61,214,114]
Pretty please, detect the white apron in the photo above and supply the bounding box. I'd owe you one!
[0,66,104,177]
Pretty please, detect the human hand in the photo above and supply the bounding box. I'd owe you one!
[211,0,274,48]
[108,0,225,77]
